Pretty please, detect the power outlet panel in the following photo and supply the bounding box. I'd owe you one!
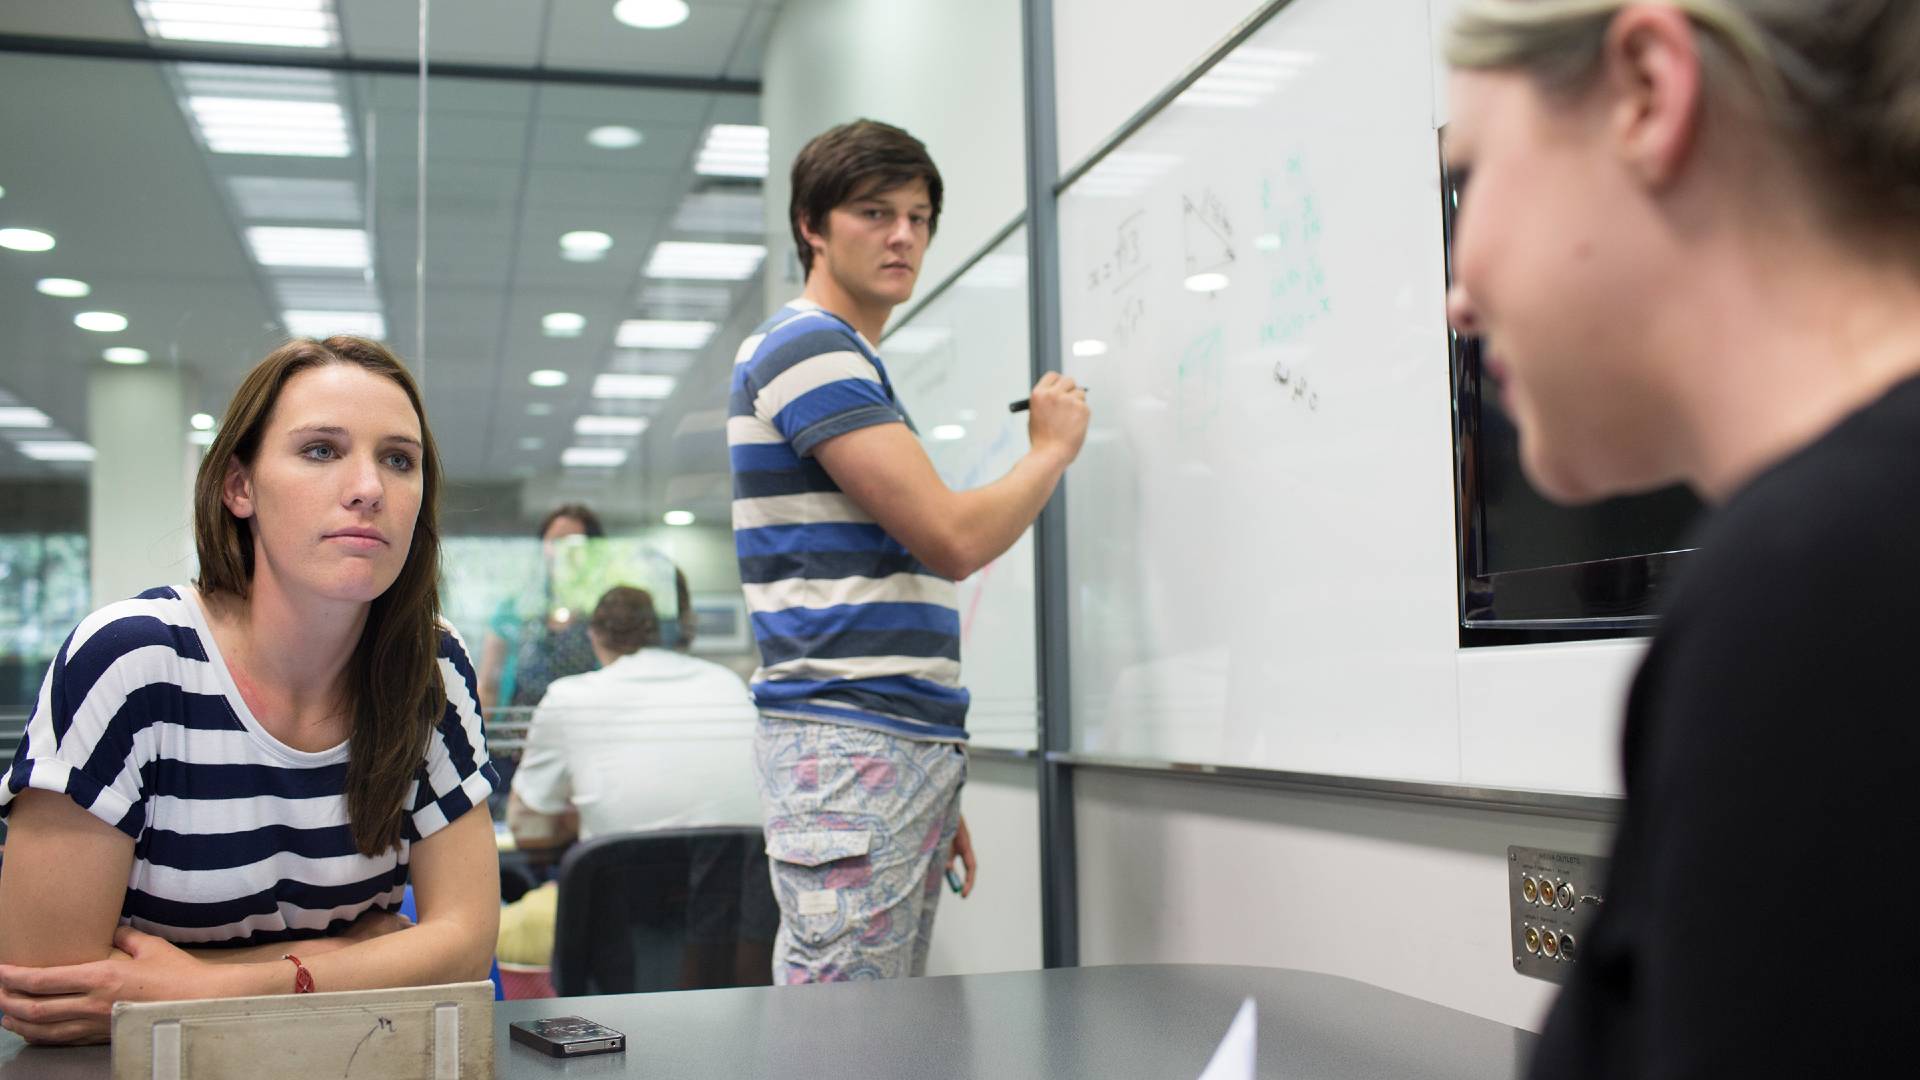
[1509,845,1607,983]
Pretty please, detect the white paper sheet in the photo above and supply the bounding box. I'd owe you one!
[1196,997,1257,1080]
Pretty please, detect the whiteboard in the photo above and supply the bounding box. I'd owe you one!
[884,228,1041,752]
[1058,0,1467,781]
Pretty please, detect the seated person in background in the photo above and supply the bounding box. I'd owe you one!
[475,504,605,717]
[501,584,765,988]
[0,337,500,1045]
[508,583,759,849]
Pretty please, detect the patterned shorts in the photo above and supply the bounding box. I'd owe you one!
[753,714,966,983]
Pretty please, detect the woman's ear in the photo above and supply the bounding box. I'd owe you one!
[222,459,255,520]
[1600,4,1704,189]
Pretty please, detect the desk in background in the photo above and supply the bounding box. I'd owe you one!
[0,964,1533,1078]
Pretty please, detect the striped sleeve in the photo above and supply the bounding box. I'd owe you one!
[405,625,500,840]
[0,596,197,838]
[750,327,905,456]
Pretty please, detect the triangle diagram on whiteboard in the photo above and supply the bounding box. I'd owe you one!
[1182,193,1236,276]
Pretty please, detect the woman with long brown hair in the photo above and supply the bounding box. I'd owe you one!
[1444,1,1920,1073]
[0,337,499,1045]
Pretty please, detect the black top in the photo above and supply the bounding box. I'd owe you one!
[1530,375,1920,1077]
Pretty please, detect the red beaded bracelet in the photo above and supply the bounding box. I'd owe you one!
[281,953,316,994]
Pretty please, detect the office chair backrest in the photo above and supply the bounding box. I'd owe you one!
[551,825,777,997]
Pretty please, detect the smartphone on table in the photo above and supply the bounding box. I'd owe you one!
[509,1015,627,1058]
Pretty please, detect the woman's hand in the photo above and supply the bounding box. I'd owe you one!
[0,927,215,1046]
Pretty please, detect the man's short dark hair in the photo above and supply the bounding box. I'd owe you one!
[789,119,943,277]
[589,585,660,655]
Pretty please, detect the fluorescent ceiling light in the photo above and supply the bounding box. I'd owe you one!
[662,510,695,526]
[593,374,677,400]
[35,278,91,298]
[104,347,150,365]
[672,191,764,235]
[529,369,568,388]
[75,311,129,332]
[1184,273,1230,293]
[187,96,350,157]
[612,0,690,30]
[282,310,385,339]
[0,407,53,429]
[696,124,770,178]
[228,176,360,221]
[0,228,55,252]
[645,241,766,282]
[189,412,215,431]
[560,231,613,263]
[137,1,341,49]
[542,312,586,337]
[273,276,378,311]
[561,446,628,468]
[930,425,966,441]
[1071,151,1181,199]
[246,226,369,269]
[1072,339,1109,358]
[574,415,650,437]
[587,125,643,149]
[16,441,96,462]
[615,319,715,350]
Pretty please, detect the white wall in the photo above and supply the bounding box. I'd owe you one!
[760,0,1637,1031]
[759,0,1029,311]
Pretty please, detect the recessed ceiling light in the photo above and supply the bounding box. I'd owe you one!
[560,230,613,263]
[187,96,350,157]
[662,510,695,526]
[645,241,767,282]
[574,415,650,437]
[15,441,96,462]
[593,374,677,400]
[529,369,569,388]
[75,311,128,333]
[615,319,716,350]
[1183,272,1230,293]
[1072,339,1109,358]
[246,226,369,269]
[587,125,644,149]
[930,425,966,441]
[0,228,55,252]
[103,347,150,365]
[137,1,341,49]
[519,436,544,451]
[0,407,53,429]
[612,0,690,30]
[282,310,385,339]
[561,446,628,468]
[542,312,586,337]
[189,413,215,431]
[695,124,770,178]
[35,278,91,298]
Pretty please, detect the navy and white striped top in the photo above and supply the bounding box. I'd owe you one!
[0,586,499,948]
[728,299,970,742]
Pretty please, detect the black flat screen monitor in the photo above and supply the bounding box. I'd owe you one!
[1439,134,1704,645]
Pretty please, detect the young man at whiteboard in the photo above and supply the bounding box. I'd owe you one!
[728,119,1089,982]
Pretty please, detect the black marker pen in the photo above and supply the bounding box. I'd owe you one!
[1009,388,1088,413]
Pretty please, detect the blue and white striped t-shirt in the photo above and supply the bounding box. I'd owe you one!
[727,299,970,742]
[0,586,499,948]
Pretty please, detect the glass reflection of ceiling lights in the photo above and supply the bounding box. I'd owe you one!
[283,310,385,338]
[1071,151,1181,199]
[696,125,771,178]
[561,446,628,468]
[15,441,97,463]
[0,407,53,430]
[35,278,91,298]
[672,191,764,236]
[0,228,56,252]
[104,347,151,365]
[543,312,587,338]
[136,1,342,49]
[645,241,766,281]
[1174,48,1315,108]
[179,66,351,157]
[574,415,650,437]
[615,319,716,350]
[529,370,569,388]
[612,0,691,31]
[593,374,677,400]
[662,510,695,526]
[75,312,129,333]
[245,227,370,269]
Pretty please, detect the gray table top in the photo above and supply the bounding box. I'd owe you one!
[0,963,1535,1079]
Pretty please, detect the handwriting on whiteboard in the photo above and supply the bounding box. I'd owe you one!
[1258,153,1333,346]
